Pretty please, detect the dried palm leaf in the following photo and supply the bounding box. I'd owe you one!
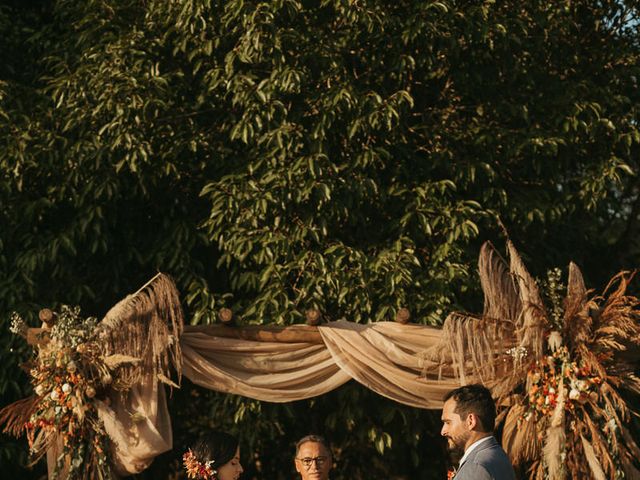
[502,402,541,464]
[479,242,521,322]
[507,240,549,358]
[563,262,588,332]
[28,428,55,466]
[436,241,542,391]
[97,273,183,389]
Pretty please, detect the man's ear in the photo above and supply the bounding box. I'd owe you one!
[465,412,478,430]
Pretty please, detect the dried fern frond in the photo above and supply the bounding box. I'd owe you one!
[575,344,607,378]
[528,459,545,480]
[0,395,38,437]
[619,424,640,459]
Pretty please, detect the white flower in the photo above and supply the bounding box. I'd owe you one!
[50,390,59,400]
[547,331,563,352]
[62,383,72,394]
[569,388,580,400]
[34,384,45,396]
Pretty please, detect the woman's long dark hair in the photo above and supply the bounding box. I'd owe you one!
[192,430,239,467]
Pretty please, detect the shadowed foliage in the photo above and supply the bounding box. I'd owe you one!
[1,0,639,478]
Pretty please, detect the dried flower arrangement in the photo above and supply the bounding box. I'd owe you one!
[1,273,184,479]
[436,240,640,480]
[8,306,118,479]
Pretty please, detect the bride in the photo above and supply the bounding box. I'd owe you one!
[183,430,244,480]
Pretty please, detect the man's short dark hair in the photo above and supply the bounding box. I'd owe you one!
[295,434,332,458]
[443,384,496,433]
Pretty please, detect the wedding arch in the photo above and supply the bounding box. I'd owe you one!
[2,241,639,479]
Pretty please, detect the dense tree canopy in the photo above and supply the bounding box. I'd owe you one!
[1,0,639,478]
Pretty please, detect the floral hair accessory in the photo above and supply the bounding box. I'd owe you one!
[183,449,217,479]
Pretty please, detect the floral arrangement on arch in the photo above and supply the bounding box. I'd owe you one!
[524,343,602,418]
[0,273,184,479]
[436,240,640,480]
[5,306,139,479]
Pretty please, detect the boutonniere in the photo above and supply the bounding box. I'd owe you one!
[447,467,457,479]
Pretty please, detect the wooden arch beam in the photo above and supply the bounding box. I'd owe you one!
[185,324,324,344]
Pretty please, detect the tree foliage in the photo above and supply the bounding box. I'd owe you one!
[1,0,639,478]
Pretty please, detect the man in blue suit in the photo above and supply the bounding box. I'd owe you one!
[441,384,516,480]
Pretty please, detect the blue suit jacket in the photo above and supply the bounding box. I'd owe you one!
[454,436,516,480]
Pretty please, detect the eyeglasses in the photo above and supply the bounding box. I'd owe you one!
[296,456,328,468]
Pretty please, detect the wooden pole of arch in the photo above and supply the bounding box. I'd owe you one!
[27,306,416,346]
[186,324,324,344]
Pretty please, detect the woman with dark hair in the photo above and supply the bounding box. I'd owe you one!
[183,430,244,480]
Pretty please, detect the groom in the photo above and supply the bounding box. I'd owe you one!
[440,384,516,480]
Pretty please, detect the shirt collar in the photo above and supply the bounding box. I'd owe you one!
[459,435,493,467]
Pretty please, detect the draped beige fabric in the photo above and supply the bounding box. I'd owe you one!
[97,376,173,475]
[318,320,458,408]
[181,320,459,407]
[97,320,460,475]
[181,329,352,401]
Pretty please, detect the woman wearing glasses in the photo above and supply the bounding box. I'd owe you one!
[294,435,333,480]
[183,430,244,480]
